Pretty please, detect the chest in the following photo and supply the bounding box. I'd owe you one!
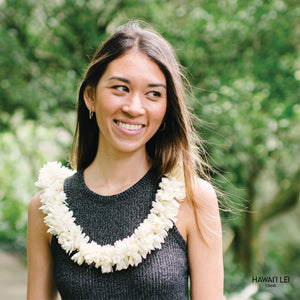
[50,171,189,299]
[51,227,189,299]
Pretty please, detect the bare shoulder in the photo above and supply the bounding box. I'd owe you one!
[176,176,222,245]
[192,177,218,207]
[28,191,51,244]
[186,177,224,298]
[27,192,58,298]
[186,177,222,244]
[28,191,43,212]
[28,192,45,225]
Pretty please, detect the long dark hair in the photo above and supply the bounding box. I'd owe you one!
[70,22,210,205]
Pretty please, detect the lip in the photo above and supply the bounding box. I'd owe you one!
[114,119,145,136]
[114,119,145,126]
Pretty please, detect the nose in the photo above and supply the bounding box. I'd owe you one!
[122,93,145,116]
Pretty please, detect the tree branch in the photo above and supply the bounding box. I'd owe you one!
[256,169,300,229]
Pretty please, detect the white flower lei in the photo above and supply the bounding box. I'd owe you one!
[36,161,186,273]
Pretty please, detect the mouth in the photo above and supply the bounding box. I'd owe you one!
[114,120,145,131]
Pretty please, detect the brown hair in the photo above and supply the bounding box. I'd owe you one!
[70,21,211,206]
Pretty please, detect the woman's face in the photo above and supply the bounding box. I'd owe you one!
[85,51,167,156]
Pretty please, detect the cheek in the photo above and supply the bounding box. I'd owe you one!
[95,96,118,118]
[94,101,112,130]
[151,102,167,124]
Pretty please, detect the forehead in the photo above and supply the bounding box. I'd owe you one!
[101,51,166,84]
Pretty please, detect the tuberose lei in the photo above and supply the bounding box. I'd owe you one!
[36,161,186,273]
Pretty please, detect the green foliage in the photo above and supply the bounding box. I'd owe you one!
[0,111,73,249]
[0,0,299,297]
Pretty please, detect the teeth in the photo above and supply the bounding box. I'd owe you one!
[117,121,143,130]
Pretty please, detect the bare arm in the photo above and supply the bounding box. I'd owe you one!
[27,192,59,300]
[187,179,224,300]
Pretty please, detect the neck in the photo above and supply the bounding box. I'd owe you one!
[84,144,152,196]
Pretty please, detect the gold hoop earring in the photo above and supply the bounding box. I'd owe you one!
[160,122,166,131]
[89,109,94,119]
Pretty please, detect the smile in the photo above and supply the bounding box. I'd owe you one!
[116,121,144,131]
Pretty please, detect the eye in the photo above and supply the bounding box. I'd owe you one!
[112,85,129,93]
[147,91,162,98]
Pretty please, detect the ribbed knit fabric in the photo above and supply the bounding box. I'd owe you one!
[51,168,189,300]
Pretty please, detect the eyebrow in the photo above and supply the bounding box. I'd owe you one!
[108,76,166,89]
[148,83,166,89]
[109,76,130,84]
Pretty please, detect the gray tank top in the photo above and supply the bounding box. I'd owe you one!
[51,168,189,299]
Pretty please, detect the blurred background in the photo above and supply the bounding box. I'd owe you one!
[0,0,299,299]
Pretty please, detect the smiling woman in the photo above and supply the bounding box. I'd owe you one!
[83,52,167,157]
[27,21,223,300]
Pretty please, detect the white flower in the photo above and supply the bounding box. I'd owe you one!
[37,161,185,273]
[36,161,75,189]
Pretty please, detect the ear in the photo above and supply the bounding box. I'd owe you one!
[83,85,95,112]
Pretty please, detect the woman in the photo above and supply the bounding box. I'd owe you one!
[27,22,223,299]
